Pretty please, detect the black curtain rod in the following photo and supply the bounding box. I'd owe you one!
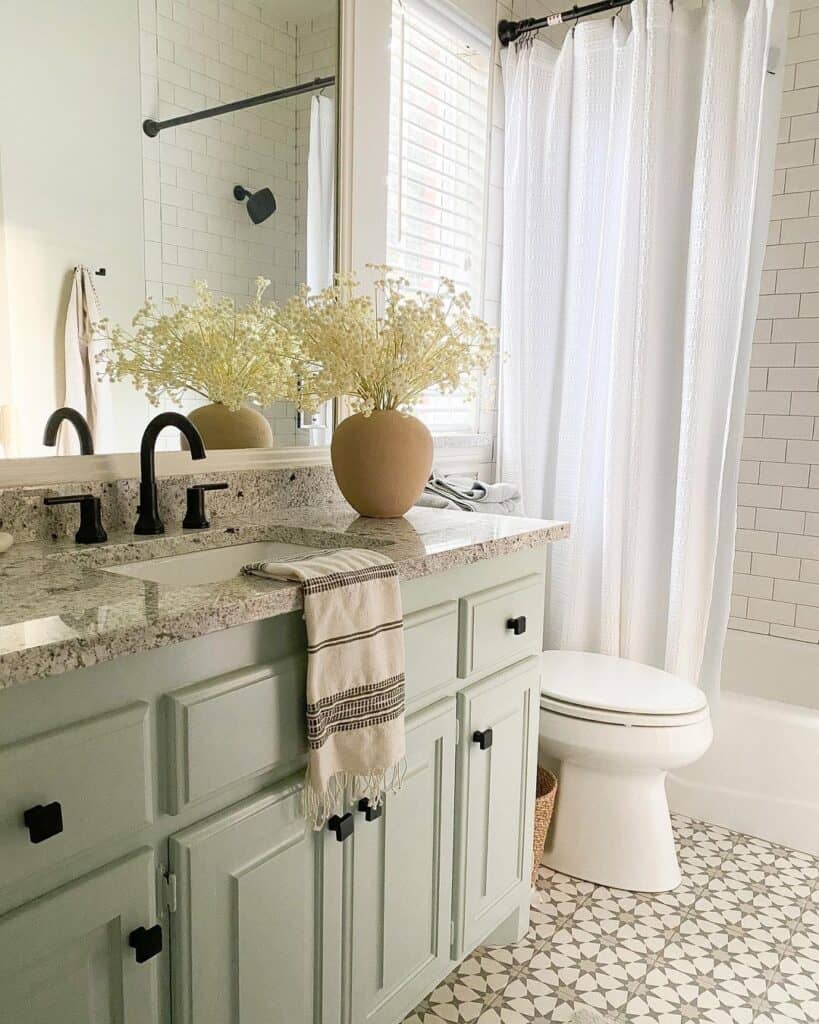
[143,75,336,138]
[498,0,634,46]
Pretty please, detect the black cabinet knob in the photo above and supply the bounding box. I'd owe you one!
[358,798,383,822]
[473,728,493,750]
[129,924,163,963]
[23,802,63,844]
[327,812,354,842]
[506,616,527,636]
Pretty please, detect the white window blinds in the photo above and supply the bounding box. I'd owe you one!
[387,0,490,434]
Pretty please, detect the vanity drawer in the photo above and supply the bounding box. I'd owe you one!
[457,574,543,680]
[404,600,458,710]
[0,703,153,889]
[164,655,307,812]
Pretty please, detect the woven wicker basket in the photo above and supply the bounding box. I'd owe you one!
[531,767,558,885]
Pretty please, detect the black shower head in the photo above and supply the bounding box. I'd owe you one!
[233,184,277,224]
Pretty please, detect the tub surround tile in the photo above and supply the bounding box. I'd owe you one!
[736,11,819,645]
[0,505,568,688]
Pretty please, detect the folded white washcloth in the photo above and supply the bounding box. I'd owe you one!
[420,471,523,515]
[242,548,406,828]
[445,474,521,504]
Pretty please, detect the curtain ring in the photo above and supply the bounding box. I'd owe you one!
[515,26,537,50]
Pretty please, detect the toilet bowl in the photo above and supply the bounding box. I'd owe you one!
[539,650,712,893]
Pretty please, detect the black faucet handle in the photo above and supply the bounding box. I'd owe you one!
[43,494,107,545]
[183,482,228,530]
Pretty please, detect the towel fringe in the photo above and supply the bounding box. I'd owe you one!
[304,757,408,830]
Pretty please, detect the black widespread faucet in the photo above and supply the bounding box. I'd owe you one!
[43,407,94,455]
[135,413,206,535]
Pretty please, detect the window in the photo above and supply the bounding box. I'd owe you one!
[387,0,491,436]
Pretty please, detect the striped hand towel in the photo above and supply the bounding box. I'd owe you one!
[242,548,406,827]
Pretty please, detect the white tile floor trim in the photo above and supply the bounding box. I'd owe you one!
[403,815,819,1024]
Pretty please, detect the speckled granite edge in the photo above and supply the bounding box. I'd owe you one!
[0,508,569,689]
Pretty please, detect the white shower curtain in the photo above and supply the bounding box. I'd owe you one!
[306,94,336,292]
[499,0,785,694]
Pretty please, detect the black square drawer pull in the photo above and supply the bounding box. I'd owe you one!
[328,812,354,842]
[506,616,527,635]
[23,802,63,844]
[129,924,163,963]
[358,798,383,822]
[473,728,493,750]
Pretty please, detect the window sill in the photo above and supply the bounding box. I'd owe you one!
[431,434,494,475]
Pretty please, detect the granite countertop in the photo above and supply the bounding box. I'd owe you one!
[0,506,569,689]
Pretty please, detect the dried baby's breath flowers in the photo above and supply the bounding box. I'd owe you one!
[99,279,300,411]
[280,268,496,416]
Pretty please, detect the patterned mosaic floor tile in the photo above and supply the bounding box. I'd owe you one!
[403,816,819,1024]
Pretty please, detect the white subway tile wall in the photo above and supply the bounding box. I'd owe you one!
[731,9,819,645]
[138,0,336,448]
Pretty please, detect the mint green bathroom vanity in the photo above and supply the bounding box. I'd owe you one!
[0,507,568,1024]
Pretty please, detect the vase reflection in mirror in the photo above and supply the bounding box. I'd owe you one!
[186,404,274,450]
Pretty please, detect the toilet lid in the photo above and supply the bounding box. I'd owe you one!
[540,650,707,716]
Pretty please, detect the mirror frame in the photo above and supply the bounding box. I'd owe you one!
[0,0,355,488]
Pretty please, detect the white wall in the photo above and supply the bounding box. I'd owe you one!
[0,0,150,457]
[0,158,13,454]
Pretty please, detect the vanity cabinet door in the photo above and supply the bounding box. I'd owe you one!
[348,699,456,1024]
[453,658,540,958]
[169,777,331,1024]
[0,849,161,1024]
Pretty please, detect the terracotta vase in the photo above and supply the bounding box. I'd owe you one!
[330,410,433,518]
[186,403,273,450]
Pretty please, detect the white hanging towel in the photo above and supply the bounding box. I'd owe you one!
[60,266,114,454]
[306,94,336,293]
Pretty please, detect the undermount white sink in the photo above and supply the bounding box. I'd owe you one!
[104,541,326,588]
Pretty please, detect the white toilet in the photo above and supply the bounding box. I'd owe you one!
[539,650,713,893]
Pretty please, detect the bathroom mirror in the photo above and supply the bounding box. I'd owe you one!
[0,0,338,461]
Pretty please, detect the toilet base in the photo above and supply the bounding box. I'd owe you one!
[543,759,681,892]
